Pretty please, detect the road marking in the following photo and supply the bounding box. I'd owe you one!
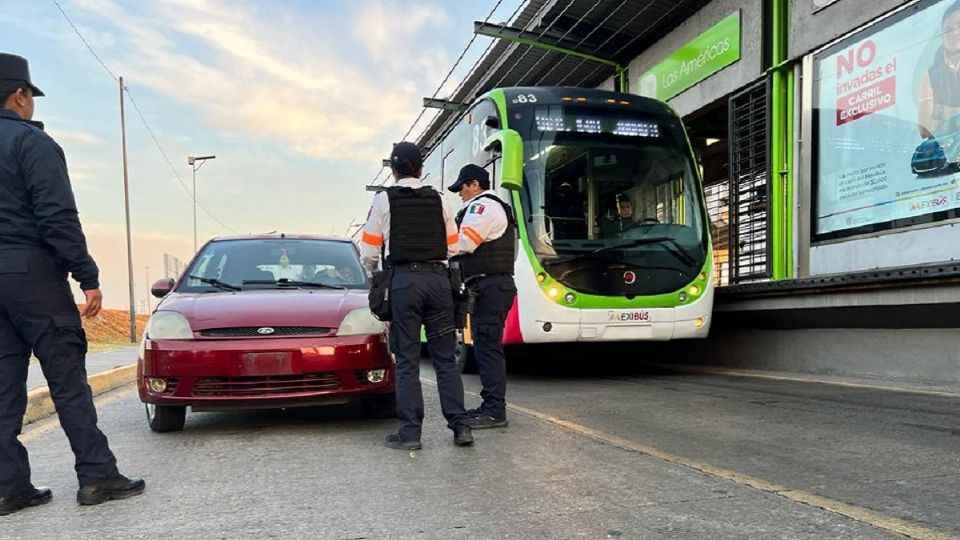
[424,378,958,540]
[651,363,960,399]
[20,384,136,444]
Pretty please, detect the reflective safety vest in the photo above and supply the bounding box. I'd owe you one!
[455,193,516,278]
[386,186,447,263]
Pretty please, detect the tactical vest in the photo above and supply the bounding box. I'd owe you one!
[455,193,517,278]
[385,185,447,264]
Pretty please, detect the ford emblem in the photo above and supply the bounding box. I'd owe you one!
[257,327,276,335]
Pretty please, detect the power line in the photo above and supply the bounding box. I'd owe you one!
[532,0,629,86]
[564,1,685,88]
[50,0,238,234]
[51,0,118,82]
[369,0,525,191]
[123,84,238,233]
[413,0,564,155]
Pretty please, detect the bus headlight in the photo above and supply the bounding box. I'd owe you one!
[688,284,701,297]
[536,272,547,283]
[564,292,576,305]
[338,308,386,336]
[547,286,561,299]
[678,292,688,302]
[146,311,193,340]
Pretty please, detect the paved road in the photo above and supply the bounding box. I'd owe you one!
[9,345,959,539]
[27,346,139,391]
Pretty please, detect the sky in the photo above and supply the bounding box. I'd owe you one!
[0,0,523,310]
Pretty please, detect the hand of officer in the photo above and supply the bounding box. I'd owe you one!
[82,289,103,318]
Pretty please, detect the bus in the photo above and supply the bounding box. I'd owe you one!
[418,86,714,352]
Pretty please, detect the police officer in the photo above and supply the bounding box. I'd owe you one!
[0,53,144,515]
[359,142,473,449]
[448,165,517,429]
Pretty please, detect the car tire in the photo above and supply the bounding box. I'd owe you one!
[361,393,397,419]
[145,403,186,432]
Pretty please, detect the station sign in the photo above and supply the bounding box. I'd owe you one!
[638,11,741,102]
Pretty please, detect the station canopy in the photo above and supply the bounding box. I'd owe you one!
[415,0,710,152]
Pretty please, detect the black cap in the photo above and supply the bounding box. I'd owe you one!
[448,164,489,192]
[0,53,44,97]
[390,141,423,176]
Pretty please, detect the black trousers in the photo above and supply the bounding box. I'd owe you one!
[467,274,517,420]
[389,264,467,442]
[0,248,118,495]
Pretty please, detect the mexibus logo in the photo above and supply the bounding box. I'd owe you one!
[911,196,949,211]
[608,311,651,322]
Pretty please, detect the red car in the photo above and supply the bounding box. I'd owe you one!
[138,235,395,432]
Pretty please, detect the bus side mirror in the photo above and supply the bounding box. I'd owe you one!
[484,129,523,191]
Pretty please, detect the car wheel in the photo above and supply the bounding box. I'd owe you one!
[361,393,397,419]
[145,403,186,432]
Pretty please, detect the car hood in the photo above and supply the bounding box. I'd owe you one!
[157,289,369,330]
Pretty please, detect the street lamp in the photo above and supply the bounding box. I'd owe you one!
[188,155,216,253]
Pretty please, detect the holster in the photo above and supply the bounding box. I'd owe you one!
[368,268,393,322]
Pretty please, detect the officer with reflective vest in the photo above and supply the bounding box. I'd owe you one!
[448,164,517,429]
[359,142,473,450]
[0,53,144,515]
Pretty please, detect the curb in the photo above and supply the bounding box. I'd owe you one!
[24,363,137,426]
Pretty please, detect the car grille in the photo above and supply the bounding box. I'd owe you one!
[199,326,332,338]
[192,374,341,397]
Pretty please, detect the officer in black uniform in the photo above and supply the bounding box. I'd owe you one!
[0,53,144,515]
[448,165,517,428]
[359,142,472,450]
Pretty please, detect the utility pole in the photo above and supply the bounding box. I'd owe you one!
[120,77,136,343]
[188,155,216,253]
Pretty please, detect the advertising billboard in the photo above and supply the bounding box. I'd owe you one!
[814,0,960,240]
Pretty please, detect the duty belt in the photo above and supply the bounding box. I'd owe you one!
[390,261,448,274]
[464,272,512,284]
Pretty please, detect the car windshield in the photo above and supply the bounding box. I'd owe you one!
[178,239,368,292]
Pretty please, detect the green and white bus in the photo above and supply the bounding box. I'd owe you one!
[420,86,713,345]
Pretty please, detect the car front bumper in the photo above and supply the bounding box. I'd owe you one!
[138,333,394,409]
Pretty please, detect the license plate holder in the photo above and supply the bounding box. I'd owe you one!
[240,352,293,375]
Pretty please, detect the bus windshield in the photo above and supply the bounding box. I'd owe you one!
[515,104,708,295]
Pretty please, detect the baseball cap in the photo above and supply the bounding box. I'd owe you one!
[448,164,489,192]
[390,142,423,174]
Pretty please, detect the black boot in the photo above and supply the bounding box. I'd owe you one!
[0,486,52,516]
[76,474,145,506]
[385,433,422,451]
[453,424,474,446]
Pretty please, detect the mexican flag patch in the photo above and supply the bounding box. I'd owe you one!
[470,203,486,215]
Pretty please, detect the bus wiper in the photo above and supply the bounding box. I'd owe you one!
[242,279,346,290]
[188,275,241,291]
[590,237,697,267]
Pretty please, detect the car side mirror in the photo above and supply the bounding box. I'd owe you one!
[484,129,523,191]
[151,278,176,299]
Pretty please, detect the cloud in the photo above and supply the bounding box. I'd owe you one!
[47,129,105,147]
[353,0,450,61]
[65,0,452,165]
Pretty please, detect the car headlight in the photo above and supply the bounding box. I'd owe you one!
[146,311,194,340]
[337,308,386,336]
